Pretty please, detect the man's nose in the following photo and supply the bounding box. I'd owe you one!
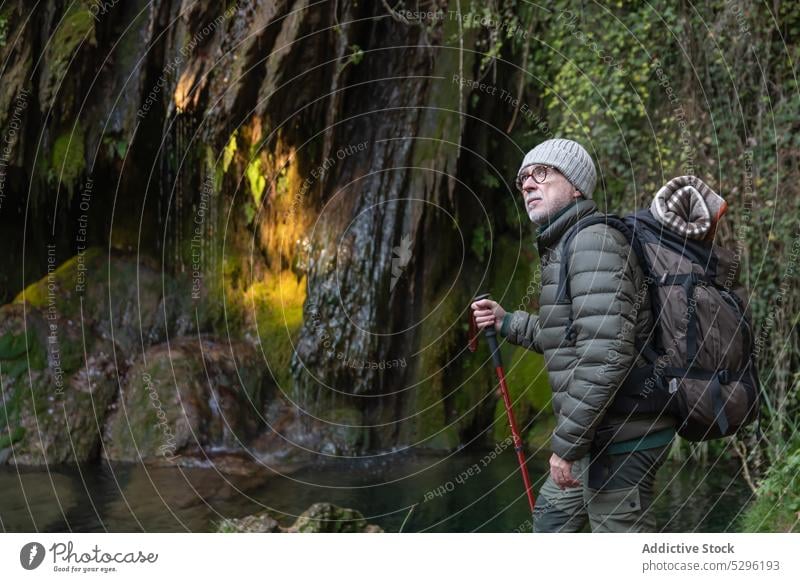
[523,176,539,191]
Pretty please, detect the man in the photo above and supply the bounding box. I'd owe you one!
[471,138,675,532]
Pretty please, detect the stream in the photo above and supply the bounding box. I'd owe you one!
[0,447,753,533]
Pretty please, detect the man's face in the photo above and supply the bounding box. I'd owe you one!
[517,164,582,225]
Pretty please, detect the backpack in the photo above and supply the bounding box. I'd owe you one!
[557,209,761,442]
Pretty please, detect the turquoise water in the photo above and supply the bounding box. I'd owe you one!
[0,448,753,532]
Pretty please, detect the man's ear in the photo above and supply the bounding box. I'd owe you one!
[572,188,583,199]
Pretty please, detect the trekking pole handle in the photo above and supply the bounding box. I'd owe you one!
[473,293,503,368]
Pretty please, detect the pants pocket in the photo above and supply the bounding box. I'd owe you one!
[586,485,649,532]
[533,479,588,533]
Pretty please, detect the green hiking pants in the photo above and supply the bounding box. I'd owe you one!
[532,442,671,533]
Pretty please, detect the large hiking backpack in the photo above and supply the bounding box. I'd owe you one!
[557,209,761,442]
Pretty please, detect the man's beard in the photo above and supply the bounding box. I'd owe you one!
[527,196,572,225]
[526,206,547,225]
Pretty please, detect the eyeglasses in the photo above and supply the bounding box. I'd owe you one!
[516,164,558,191]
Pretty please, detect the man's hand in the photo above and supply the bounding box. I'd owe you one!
[550,452,580,489]
[470,298,507,333]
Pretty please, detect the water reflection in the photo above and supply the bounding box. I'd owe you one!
[0,449,752,532]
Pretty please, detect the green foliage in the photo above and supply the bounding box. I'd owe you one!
[522,1,685,202]
[480,173,500,190]
[333,42,364,77]
[102,135,128,159]
[470,224,489,260]
[346,44,363,67]
[222,131,238,174]
[464,0,800,491]
[740,443,800,532]
[246,157,266,208]
[506,0,800,432]
[459,3,524,72]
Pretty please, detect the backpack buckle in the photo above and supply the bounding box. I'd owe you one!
[654,372,668,393]
[718,369,730,384]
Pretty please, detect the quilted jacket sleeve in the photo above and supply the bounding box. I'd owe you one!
[499,310,543,353]
[550,224,641,461]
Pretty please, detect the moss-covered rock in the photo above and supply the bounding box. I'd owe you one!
[14,247,194,356]
[398,288,472,452]
[51,128,85,193]
[1,248,189,465]
[318,406,368,454]
[38,2,95,111]
[243,270,306,390]
[102,336,267,462]
[216,502,383,533]
[288,502,382,533]
[3,247,280,466]
[0,303,118,465]
[217,511,282,533]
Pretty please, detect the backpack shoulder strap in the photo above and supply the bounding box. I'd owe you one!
[555,214,649,304]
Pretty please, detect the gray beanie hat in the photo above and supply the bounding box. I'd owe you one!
[518,138,597,199]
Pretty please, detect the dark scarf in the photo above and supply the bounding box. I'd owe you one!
[535,197,599,254]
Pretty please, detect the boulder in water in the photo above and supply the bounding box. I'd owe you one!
[216,502,383,533]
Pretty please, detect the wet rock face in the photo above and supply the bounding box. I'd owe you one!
[1,0,504,460]
[102,336,268,462]
[250,401,369,464]
[217,502,383,533]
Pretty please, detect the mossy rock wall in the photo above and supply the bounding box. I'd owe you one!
[2,247,274,465]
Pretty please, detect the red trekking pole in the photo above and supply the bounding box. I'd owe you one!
[469,292,536,515]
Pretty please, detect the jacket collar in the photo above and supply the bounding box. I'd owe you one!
[536,197,598,253]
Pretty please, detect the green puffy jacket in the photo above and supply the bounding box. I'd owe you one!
[500,197,675,461]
